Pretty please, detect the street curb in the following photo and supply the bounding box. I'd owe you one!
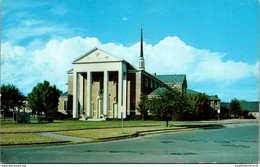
[0,141,71,147]
[95,127,198,142]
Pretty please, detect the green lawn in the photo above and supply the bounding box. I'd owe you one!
[54,126,180,139]
[0,119,167,133]
[1,133,65,145]
[1,119,256,146]
[0,120,169,145]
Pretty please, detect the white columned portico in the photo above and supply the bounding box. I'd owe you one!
[87,71,92,117]
[73,72,79,118]
[79,74,84,115]
[103,71,109,117]
[71,47,129,120]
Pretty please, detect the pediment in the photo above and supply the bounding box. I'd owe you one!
[73,47,123,64]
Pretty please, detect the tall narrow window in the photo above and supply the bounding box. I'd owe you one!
[100,77,104,91]
[145,79,148,87]
[64,101,68,110]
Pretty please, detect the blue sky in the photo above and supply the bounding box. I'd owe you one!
[1,0,259,102]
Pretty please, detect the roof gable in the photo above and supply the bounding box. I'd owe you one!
[73,47,123,64]
[241,102,259,112]
[186,89,201,94]
[187,89,220,100]
[156,74,186,84]
[60,91,68,97]
[221,101,259,112]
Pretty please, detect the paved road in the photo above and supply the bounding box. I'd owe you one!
[1,122,259,164]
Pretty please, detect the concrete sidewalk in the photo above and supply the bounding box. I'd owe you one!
[33,132,92,142]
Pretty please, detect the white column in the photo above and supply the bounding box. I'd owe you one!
[123,71,127,118]
[118,69,123,118]
[79,74,84,115]
[73,71,78,118]
[87,71,92,117]
[103,71,109,117]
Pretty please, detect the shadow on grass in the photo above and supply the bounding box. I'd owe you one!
[173,124,225,130]
[29,122,63,124]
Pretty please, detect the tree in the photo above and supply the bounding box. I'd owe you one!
[148,87,185,127]
[137,94,149,120]
[239,99,248,103]
[186,93,212,120]
[212,95,219,99]
[27,81,62,118]
[229,98,242,118]
[1,84,25,119]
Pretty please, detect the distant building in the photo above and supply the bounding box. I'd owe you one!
[58,91,69,114]
[186,89,221,112]
[241,102,259,118]
[155,74,188,94]
[220,101,259,119]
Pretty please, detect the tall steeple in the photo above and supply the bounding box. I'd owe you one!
[139,27,145,70]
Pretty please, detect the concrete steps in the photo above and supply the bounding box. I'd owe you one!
[87,118,106,121]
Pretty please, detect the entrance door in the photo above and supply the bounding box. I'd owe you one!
[113,103,118,118]
[96,89,103,118]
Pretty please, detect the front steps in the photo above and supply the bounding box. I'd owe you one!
[87,118,106,121]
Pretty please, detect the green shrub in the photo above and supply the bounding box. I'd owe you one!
[66,110,72,118]
[17,112,30,123]
[37,116,44,123]
[66,118,79,121]
[37,116,54,123]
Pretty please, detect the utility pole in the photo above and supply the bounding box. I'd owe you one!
[121,106,124,134]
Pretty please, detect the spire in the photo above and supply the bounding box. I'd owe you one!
[140,27,143,58]
[139,26,145,70]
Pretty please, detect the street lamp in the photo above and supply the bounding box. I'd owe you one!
[121,106,124,134]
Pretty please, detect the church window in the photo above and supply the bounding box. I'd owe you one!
[145,79,148,87]
[215,101,218,107]
[150,81,153,88]
[64,101,68,110]
[100,77,104,90]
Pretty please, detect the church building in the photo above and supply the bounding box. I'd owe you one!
[63,29,170,120]
[57,27,223,120]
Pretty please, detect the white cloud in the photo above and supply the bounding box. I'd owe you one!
[1,36,259,101]
[4,19,70,44]
[6,24,66,44]
[123,17,127,21]
[142,36,258,84]
[49,4,69,16]
[21,19,43,26]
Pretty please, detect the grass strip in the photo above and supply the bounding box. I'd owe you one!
[1,120,166,133]
[53,126,182,139]
[0,133,66,145]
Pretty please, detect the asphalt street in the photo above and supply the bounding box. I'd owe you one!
[1,122,259,164]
